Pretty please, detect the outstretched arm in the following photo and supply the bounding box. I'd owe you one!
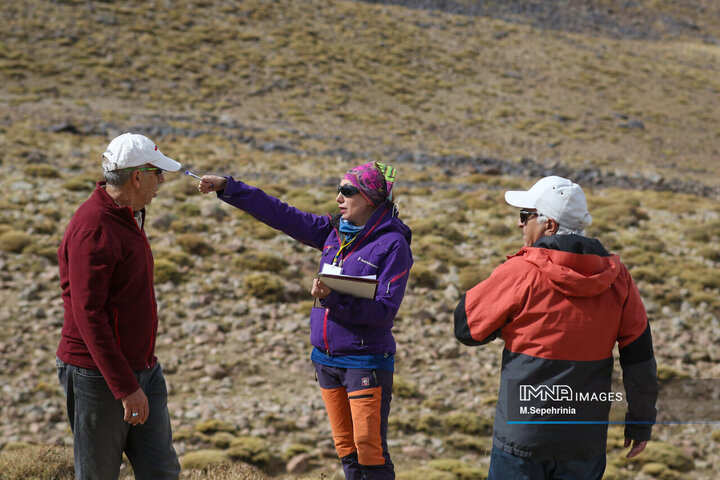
[198,175,332,250]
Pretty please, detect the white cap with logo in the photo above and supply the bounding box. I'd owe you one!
[102,133,181,173]
[504,176,592,230]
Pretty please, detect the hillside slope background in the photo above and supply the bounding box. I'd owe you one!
[1,0,719,479]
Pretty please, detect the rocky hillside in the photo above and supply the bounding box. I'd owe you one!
[1,1,719,479]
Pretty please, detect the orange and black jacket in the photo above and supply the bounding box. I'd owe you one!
[57,182,158,400]
[455,234,657,459]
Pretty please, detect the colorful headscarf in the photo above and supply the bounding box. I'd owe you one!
[343,161,396,207]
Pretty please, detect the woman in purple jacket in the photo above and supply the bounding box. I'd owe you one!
[198,162,412,480]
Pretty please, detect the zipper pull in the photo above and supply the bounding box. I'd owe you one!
[358,257,379,269]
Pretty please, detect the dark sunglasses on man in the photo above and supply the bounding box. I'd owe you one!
[519,209,538,224]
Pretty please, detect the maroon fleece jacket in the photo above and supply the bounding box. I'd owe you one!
[56,182,158,399]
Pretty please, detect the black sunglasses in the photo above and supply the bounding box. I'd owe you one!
[519,209,538,224]
[337,184,361,197]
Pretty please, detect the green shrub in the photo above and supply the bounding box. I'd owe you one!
[388,415,415,433]
[177,233,215,256]
[644,235,665,253]
[227,436,271,467]
[641,462,677,479]
[412,219,464,242]
[178,202,202,216]
[394,375,420,399]
[444,433,491,453]
[428,458,467,472]
[460,192,495,210]
[485,222,513,237]
[456,468,488,480]
[154,258,182,284]
[243,273,285,302]
[415,235,468,267]
[422,395,452,412]
[32,218,57,235]
[694,270,720,289]
[0,230,33,253]
[180,449,229,470]
[210,432,237,449]
[629,266,664,285]
[173,428,194,442]
[63,177,96,192]
[619,441,693,472]
[25,165,61,178]
[689,291,719,308]
[164,249,193,267]
[285,190,326,213]
[697,246,720,262]
[233,251,287,272]
[22,244,59,264]
[601,461,629,480]
[458,265,493,291]
[685,226,710,242]
[166,178,200,201]
[247,222,280,240]
[416,413,442,433]
[443,411,493,435]
[195,419,237,434]
[410,264,439,288]
[282,443,311,462]
[656,366,690,382]
[397,469,455,480]
[593,200,648,230]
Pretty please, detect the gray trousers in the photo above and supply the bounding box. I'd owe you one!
[57,358,180,480]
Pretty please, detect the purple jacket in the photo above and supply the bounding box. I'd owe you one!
[219,177,413,355]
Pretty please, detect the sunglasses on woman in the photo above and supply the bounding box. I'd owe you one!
[337,184,361,197]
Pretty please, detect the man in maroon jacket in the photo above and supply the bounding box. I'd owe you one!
[56,133,182,479]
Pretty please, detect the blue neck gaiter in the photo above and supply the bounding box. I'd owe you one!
[339,218,364,243]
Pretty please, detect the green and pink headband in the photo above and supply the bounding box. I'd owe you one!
[343,162,396,207]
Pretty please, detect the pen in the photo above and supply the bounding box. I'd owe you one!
[185,170,213,188]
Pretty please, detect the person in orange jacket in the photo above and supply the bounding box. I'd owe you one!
[455,176,658,480]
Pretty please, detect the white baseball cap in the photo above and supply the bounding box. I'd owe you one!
[102,133,181,173]
[505,176,592,230]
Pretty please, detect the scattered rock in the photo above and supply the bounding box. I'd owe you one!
[286,452,312,474]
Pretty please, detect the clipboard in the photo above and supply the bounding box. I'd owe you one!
[314,273,379,307]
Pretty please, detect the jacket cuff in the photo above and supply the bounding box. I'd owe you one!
[624,415,653,442]
[320,291,341,309]
[218,176,237,197]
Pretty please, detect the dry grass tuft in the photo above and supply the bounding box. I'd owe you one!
[0,444,74,480]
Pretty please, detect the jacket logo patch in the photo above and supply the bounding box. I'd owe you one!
[361,377,370,387]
